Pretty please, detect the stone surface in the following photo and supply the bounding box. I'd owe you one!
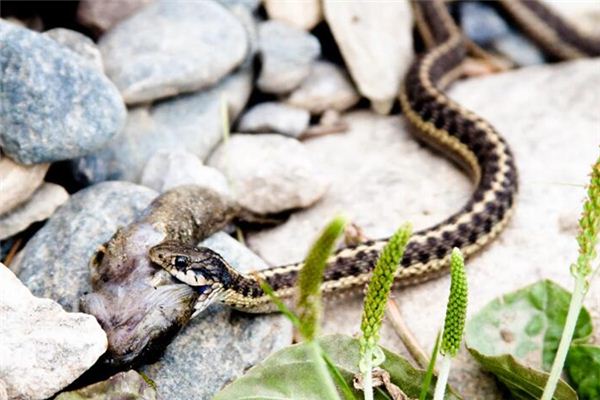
[141,150,231,196]
[238,102,310,137]
[208,134,329,214]
[0,264,107,400]
[44,28,104,71]
[460,2,510,45]
[492,33,545,66]
[257,20,320,94]
[55,370,156,400]
[75,68,253,183]
[77,0,153,33]
[14,182,157,311]
[0,21,126,164]
[543,0,600,36]
[247,59,600,398]
[323,0,413,113]
[0,183,69,240]
[264,0,322,30]
[141,231,292,399]
[286,60,360,114]
[99,0,248,104]
[0,157,48,215]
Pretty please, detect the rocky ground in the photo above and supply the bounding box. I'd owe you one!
[0,1,599,399]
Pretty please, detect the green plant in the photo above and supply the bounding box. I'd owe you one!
[433,248,468,400]
[542,156,600,400]
[359,224,412,400]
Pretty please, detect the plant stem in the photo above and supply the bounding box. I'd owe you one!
[386,298,431,369]
[432,354,451,400]
[308,340,341,400]
[362,347,374,400]
[541,275,586,400]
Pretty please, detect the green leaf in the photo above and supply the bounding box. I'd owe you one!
[214,334,461,400]
[465,280,593,399]
[566,343,600,400]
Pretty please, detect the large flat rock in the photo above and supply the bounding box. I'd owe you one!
[247,59,600,398]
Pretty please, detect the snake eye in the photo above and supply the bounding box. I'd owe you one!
[173,256,189,270]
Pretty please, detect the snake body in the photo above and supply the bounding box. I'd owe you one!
[149,0,600,315]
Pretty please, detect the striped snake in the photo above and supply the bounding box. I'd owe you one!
[149,0,600,315]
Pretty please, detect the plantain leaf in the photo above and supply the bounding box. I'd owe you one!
[465,280,593,399]
[565,343,600,400]
[214,334,461,400]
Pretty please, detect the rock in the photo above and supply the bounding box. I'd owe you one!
[247,59,600,398]
[0,157,48,215]
[257,20,320,94]
[221,0,259,68]
[0,264,107,400]
[141,150,231,196]
[264,0,322,30]
[141,232,292,399]
[238,102,310,137]
[99,0,248,104]
[77,0,153,33]
[44,28,104,71]
[0,183,69,240]
[14,181,157,311]
[492,32,545,66]
[460,2,510,45]
[208,134,328,214]
[0,22,126,164]
[323,0,413,114]
[217,0,260,11]
[75,68,253,183]
[286,60,360,114]
[55,370,156,400]
[542,0,600,36]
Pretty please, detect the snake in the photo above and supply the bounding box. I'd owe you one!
[149,0,600,316]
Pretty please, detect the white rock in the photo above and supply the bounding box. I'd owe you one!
[0,264,107,400]
[323,0,413,113]
[238,102,310,137]
[247,59,600,398]
[286,60,360,114]
[141,150,231,196]
[44,28,104,71]
[257,20,321,94]
[77,0,154,33]
[99,0,248,104]
[264,0,322,30]
[0,157,48,215]
[208,134,328,214]
[542,0,600,36]
[0,183,69,240]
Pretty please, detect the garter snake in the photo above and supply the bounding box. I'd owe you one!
[149,0,600,315]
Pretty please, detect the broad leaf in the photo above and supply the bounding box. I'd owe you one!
[566,343,600,400]
[465,280,592,399]
[214,334,461,400]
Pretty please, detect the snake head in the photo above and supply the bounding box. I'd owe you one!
[149,241,233,315]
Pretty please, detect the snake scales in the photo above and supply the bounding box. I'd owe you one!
[149,0,600,315]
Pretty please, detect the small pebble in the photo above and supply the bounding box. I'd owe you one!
[77,0,153,33]
[55,370,156,400]
[238,102,310,137]
[264,0,322,30]
[257,20,320,94]
[208,134,328,214]
[0,157,49,215]
[460,2,510,45]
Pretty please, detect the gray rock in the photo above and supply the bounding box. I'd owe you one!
[99,0,248,104]
[0,183,69,240]
[257,20,320,94]
[75,68,253,183]
[141,232,292,399]
[208,134,329,214]
[14,181,157,311]
[0,264,107,400]
[247,59,600,399]
[44,28,104,71]
[77,0,154,33]
[216,0,260,11]
[286,60,360,114]
[492,32,545,66]
[238,102,310,137]
[460,2,510,45]
[141,150,231,196]
[55,370,156,400]
[0,157,48,215]
[0,22,126,164]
